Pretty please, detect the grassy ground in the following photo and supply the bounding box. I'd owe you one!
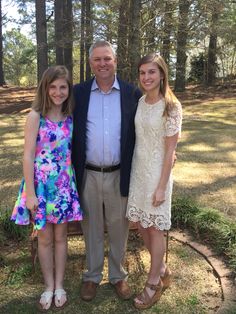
[0,86,236,312]
[173,97,236,219]
[0,233,221,314]
[0,94,235,220]
[0,113,25,216]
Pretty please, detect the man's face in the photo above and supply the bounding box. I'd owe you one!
[89,46,117,82]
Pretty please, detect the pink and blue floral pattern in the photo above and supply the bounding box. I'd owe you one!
[11,115,83,230]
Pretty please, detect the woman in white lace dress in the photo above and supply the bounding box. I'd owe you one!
[126,53,182,310]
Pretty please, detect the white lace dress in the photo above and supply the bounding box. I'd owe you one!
[126,95,182,230]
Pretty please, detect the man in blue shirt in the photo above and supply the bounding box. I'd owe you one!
[72,40,141,301]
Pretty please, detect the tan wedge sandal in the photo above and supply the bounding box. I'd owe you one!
[134,279,163,310]
[161,266,172,290]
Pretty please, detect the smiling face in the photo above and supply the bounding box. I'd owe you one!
[139,62,163,93]
[89,46,117,83]
[48,78,69,107]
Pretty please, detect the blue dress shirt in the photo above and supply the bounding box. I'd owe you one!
[86,76,121,167]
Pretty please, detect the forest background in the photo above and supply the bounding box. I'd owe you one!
[0,0,236,245]
[0,1,236,312]
[0,0,235,90]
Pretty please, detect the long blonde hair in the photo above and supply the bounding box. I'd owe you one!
[138,53,179,116]
[32,65,74,116]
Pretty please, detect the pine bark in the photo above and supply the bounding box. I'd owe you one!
[128,0,141,83]
[0,0,5,85]
[85,0,92,80]
[55,0,64,65]
[206,11,218,86]
[80,0,85,83]
[117,0,129,80]
[175,0,190,92]
[63,0,73,78]
[161,0,175,65]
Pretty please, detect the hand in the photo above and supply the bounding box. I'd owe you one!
[152,188,165,207]
[26,195,38,214]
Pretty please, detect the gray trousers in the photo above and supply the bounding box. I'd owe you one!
[80,169,129,284]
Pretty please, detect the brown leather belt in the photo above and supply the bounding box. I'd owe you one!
[85,164,120,173]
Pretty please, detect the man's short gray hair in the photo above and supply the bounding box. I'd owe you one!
[89,40,116,58]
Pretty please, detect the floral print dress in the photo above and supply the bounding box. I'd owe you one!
[11,115,83,230]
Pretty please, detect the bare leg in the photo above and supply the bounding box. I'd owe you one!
[135,226,166,304]
[137,223,166,275]
[38,223,54,291]
[137,222,151,252]
[54,223,68,307]
[147,227,165,284]
[54,223,67,289]
[37,224,54,310]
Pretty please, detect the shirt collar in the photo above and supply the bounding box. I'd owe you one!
[91,75,120,92]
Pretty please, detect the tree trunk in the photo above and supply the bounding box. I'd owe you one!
[63,0,73,78]
[85,0,92,80]
[206,11,218,86]
[128,0,141,83]
[175,0,190,92]
[161,0,174,65]
[0,0,5,85]
[117,0,129,80]
[80,0,85,83]
[35,0,48,82]
[146,0,157,51]
[55,0,64,65]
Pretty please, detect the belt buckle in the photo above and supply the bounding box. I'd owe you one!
[101,166,105,172]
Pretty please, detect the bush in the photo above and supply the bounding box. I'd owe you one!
[227,243,236,270]
[188,53,207,83]
[172,196,199,227]
[0,211,30,242]
[172,196,236,273]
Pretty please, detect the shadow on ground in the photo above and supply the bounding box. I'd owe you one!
[0,230,227,314]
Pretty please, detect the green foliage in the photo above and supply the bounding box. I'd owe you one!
[0,210,29,241]
[0,254,5,267]
[188,53,207,83]
[93,0,120,41]
[186,294,200,307]
[172,196,199,227]
[3,28,37,86]
[5,263,32,286]
[172,196,236,272]
[227,243,236,270]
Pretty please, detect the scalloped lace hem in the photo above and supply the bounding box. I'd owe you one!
[127,206,171,230]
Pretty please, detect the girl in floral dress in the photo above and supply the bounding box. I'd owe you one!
[11,65,83,311]
[126,54,182,310]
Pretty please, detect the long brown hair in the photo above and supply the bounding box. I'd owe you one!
[138,53,179,116]
[32,65,74,116]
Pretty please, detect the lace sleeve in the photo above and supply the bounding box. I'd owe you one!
[165,102,182,137]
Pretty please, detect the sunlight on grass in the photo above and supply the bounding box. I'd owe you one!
[0,114,26,214]
[173,98,236,217]
[0,237,222,313]
[184,143,217,152]
[183,99,235,124]
[0,98,236,220]
[1,95,235,312]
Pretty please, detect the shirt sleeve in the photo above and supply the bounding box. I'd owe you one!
[164,102,182,137]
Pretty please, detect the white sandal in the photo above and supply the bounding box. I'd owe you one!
[37,290,54,312]
[54,288,67,308]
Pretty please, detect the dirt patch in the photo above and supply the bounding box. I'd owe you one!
[0,231,223,314]
[176,83,236,106]
[0,84,236,114]
[0,86,35,114]
[0,84,235,312]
